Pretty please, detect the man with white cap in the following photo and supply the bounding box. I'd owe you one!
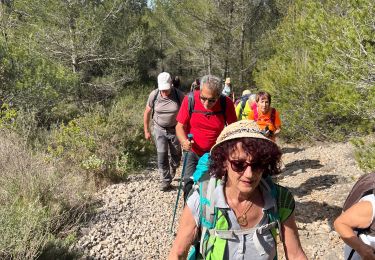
[143,72,185,191]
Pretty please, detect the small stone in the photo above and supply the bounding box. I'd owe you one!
[320,224,332,233]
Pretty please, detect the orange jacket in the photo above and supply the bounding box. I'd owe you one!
[248,108,281,132]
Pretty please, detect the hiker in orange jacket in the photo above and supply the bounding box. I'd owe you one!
[248,91,281,141]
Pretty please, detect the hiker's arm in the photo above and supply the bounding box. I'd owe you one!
[282,212,308,260]
[176,122,192,151]
[334,201,375,259]
[168,206,198,260]
[143,105,152,140]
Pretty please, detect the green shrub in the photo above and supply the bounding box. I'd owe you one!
[106,88,155,172]
[0,40,80,127]
[0,199,50,260]
[0,129,94,259]
[0,101,17,126]
[254,0,375,142]
[47,86,155,183]
[351,137,375,172]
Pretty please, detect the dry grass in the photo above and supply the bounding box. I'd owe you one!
[0,129,95,259]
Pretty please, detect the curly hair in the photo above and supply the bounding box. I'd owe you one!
[209,137,281,179]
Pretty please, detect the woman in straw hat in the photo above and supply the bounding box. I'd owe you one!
[169,120,306,259]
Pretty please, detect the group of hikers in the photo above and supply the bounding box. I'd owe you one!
[143,72,375,259]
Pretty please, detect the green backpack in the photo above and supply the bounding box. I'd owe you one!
[187,153,295,260]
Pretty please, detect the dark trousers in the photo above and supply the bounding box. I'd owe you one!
[182,151,200,201]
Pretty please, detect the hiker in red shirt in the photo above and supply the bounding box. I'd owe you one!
[248,91,281,141]
[176,75,237,201]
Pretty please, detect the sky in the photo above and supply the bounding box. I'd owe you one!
[147,0,154,9]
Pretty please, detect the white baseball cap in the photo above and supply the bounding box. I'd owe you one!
[157,72,172,90]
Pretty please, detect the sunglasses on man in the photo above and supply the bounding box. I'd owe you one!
[200,95,217,104]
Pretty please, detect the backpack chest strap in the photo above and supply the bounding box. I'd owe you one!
[192,109,224,116]
[208,221,277,239]
[208,221,278,256]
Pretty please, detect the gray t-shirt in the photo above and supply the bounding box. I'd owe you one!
[147,88,184,128]
[187,181,277,260]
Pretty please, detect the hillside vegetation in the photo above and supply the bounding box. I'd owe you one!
[0,0,374,258]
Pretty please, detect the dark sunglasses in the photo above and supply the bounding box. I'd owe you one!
[200,96,217,104]
[228,160,265,173]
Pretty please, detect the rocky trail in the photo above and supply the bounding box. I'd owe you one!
[73,142,363,259]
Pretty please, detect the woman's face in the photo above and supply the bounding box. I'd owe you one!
[225,142,264,195]
[257,96,270,114]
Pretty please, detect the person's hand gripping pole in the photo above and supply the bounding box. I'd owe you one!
[181,133,194,151]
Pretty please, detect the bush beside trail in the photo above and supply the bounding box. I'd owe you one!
[0,129,95,259]
[46,86,155,185]
[0,85,155,258]
[254,0,375,142]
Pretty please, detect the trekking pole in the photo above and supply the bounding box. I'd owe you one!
[170,133,193,234]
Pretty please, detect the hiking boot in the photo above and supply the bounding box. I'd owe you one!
[160,182,171,191]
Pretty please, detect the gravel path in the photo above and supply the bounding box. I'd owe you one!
[73,142,364,259]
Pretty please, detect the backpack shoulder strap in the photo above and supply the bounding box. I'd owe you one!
[219,95,227,125]
[174,88,182,107]
[200,177,217,228]
[240,98,247,118]
[261,176,283,244]
[151,89,159,119]
[199,177,218,256]
[253,105,258,121]
[270,108,276,125]
[188,91,195,118]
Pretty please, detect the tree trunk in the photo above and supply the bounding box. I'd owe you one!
[239,0,245,84]
[208,41,212,75]
[160,29,164,72]
[224,0,234,79]
[178,50,182,75]
[68,14,78,73]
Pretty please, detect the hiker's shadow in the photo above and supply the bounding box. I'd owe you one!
[281,147,305,154]
[287,174,343,227]
[282,159,323,177]
[288,174,339,197]
[295,200,342,227]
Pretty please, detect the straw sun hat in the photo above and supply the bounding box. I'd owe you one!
[210,120,275,154]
